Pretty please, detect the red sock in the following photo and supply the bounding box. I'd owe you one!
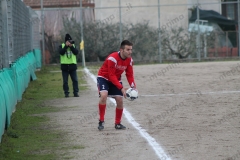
[99,104,106,121]
[115,108,123,124]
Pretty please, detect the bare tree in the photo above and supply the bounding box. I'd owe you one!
[127,21,158,61]
[160,27,197,59]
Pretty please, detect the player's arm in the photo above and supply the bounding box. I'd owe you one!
[125,58,136,89]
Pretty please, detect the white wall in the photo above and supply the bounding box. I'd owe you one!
[94,0,221,30]
[188,0,221,12]
[95,0,188,29]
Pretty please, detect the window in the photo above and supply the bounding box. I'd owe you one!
[226,4,235,19]
[222,0,238,21]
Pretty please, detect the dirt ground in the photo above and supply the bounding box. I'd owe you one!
[47,61,240,160]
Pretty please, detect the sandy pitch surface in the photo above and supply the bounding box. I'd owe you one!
[47,61,240,160]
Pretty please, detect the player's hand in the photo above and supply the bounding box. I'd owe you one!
[134,87,138,93]
[121,88,127,98]
[131,87,138,93]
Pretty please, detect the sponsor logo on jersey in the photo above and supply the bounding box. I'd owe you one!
[116,65,127,70]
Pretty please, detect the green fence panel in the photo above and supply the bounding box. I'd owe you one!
[33,49,42,69]
[0,51,40,142]
[3,68,18,111]
[14,52,38,101]
[27,52,37,81]
[0,72,7,143]
[10,63,18,101]
[0,69,17,127]
[16,58,29,100]
[0,73,12,129]
[20,57,30,89]
[15,59,25,101]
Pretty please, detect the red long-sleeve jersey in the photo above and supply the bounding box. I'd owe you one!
[98,51,136,90]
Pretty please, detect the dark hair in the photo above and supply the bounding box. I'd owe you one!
[120,40,133,49]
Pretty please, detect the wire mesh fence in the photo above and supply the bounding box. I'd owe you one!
[34,0,239,64]
[0,0,40,69]
[0,0,239,67]
[0,0,3,69]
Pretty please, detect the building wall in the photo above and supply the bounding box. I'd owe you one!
[23,0,94,9]
[189,0,221,13]
[95,0,221,30]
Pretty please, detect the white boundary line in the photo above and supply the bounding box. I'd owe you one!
[84,68,171,160]
[141,90,240,97]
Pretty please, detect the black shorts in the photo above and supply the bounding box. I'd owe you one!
[97,77,123,97]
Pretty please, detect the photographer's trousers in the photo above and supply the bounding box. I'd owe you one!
[62,70,79,95]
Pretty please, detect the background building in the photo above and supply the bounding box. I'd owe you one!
[21,0,239,63]
[23,0,94,9]
[95,0,223,30]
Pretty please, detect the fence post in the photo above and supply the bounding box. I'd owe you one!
[226,31,228,57]
[41,0,45,65]
[1,0,13,68]
[0,0,2,68]
[158,0,162,63]
[238,0,240,57]
[80,0,86,68]
[118,0,122,43]
[197,3,201,61]
[28,7,33,52]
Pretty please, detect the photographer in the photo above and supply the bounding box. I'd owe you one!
[59,33,79,97]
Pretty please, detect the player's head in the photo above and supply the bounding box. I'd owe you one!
[120,40,133,59]
[120,40,133,49]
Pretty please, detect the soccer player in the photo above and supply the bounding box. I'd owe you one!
[97,40,137,130]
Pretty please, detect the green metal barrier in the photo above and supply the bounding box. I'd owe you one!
[0,51,39,143]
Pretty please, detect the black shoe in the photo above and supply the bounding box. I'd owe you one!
[115,123,126,130]
[98,121,104,130]
[74,94,79,97]
[65,94,69,98]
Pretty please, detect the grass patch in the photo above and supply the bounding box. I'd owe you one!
[85,65,100,76]
[0,65,86,160]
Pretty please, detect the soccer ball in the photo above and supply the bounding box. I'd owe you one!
[126,88,138,101]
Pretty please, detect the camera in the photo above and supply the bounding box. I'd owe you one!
[68,40,75,44]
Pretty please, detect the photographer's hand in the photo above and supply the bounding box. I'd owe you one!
[65,41,72,47]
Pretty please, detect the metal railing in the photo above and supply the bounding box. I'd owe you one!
[34,1,239,64]
[1,0,240,67]
[0,0,40,69]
